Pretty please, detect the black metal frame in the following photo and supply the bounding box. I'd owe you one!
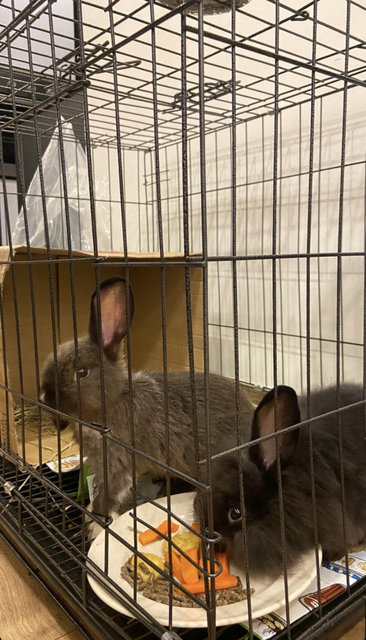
[0,1,366,639]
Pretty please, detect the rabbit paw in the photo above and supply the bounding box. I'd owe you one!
[86,502,100,540]
[88,518,103,541]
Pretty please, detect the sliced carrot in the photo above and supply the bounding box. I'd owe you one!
[171,551,184,583]
[181,546,199,584]
[199,546,212,573]
[215,551,230,576]
[138,528,159,546]
[165,521,180,534]
[177,574,238,596]
[198,548,226,577]
[191,522,201,533]
[164,548,181,561]
[164,549,184,582]
[198,548,204,571]
[138,519,179,546]
[215,575,238,590]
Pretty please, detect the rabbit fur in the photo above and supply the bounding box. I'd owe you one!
[196,384,366,576]
[40,277,254,537]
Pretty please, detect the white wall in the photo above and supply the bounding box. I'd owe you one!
[83,1,366,392]
[143,86,366,391]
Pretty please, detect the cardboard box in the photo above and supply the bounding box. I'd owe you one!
[0,246,203,466]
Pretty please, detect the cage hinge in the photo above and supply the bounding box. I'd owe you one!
[3,481,15,497]
[162,632,183,640]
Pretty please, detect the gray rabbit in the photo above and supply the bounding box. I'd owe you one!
[196,384,366,576]
[40,277,254,536]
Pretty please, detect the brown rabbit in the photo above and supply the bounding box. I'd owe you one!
[40,277,254,536]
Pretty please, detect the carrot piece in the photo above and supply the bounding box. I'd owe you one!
[199,546,212,574]
[215,574,238,590]
[181,546,199,584]
[177,574,238,596]
[170,551,184,583]
[138,528,159,546]
[138,520,179,546]
[191,522,201,533]
[215,551,230,576]
[158,520,179,535]
[198,548,226,577]
[164,549,184,583]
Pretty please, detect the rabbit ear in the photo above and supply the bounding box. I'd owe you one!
[89,277,134,360]
[249,386,300,470]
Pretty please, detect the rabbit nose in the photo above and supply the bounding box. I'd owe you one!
[39,388,55,406]
[40,383,56,407]
[57,417,70,431]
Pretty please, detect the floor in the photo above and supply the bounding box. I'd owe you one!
[0,537,86,640]
[0,536,364,640]
[331,619,364,640]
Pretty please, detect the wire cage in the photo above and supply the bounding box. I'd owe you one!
[0,1,366,639]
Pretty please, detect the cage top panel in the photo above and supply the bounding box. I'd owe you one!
[0,0,365,149]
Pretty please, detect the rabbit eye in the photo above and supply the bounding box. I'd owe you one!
[75,368,90,380]
[228,507,242,523]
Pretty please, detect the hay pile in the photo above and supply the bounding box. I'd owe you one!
[121,559,250,607]
[13,402,56,433]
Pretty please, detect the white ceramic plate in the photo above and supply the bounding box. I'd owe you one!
[87,492,321,627]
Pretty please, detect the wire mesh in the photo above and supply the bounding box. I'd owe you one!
[0,1,366,640]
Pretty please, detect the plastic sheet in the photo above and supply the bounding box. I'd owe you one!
[12,119,111,251]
